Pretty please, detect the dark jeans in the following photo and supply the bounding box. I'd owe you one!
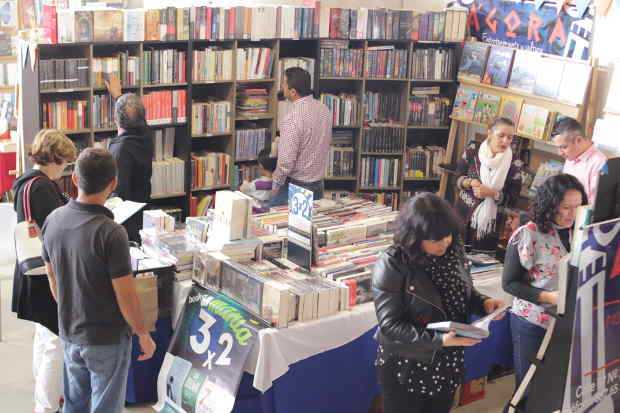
[269,178,324,207]
[510,313,546,403]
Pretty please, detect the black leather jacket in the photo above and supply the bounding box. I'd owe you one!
[373,245,490,364]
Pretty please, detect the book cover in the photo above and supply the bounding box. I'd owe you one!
[144,9,160,41]
[57,9,75,44]
[458,42,490,81]
[74,11,93,42]
[453,87,480,121]
[498,95,524,126]
[558,62,591,105]
[509,50,538,94]
[517,103,550,140]
[534,57,565,98]
[473,93,500,125]
[124,9,144,42]
[93,10,123,42]
[482,46,514,87]
[40,4,57,44]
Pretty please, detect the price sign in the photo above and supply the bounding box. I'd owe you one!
[155,286,267,413]
[287,184,314,270]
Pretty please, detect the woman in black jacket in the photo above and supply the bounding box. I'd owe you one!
[12,129,76,413]
[373,193,504,413]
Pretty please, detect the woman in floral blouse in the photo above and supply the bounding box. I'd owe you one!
[502,174,587,405]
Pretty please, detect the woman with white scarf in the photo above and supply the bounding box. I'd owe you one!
[455,117,523,255]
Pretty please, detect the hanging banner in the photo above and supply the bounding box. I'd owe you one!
[456,0,593,60]
[563,223,620,412]
[155,286,267,413]
[287,183,314,271]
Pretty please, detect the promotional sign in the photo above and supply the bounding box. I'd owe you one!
[155,286,267,413]
[563,223,620,412]
[457,0,593,60]
[287,183,314,271]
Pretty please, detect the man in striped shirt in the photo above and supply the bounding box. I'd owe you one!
[270,67,332,206]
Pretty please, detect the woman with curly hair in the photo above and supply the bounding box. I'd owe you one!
[373,193,505,413]
[502,174,587,399]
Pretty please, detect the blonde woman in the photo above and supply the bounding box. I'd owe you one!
[12,129,76,413]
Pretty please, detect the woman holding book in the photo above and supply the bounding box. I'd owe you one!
[373,193,505,413]
[502,174,586,405]
[455,117,523,255]
[11,129,77,413]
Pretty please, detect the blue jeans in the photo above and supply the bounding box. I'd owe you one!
[62,333,132,413]
[269,179,324,207]
[510,313,546,390]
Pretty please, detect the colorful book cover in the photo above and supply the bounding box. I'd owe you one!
[509,50,539,94]
[517,103,550,140]
[558,62,591,105]
[93,10,123,42]
[482,46,514,87]
[473,93,500,125]
[498,95,524,126]
[452,86,480,121]
[74,11,93,42]
[145,9,160,41]
[534,57,565,99]
[458,42,490,81]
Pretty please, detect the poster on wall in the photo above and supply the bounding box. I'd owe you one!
[563,222,620,412]
[456,0,594,61]
[155,286,267,413]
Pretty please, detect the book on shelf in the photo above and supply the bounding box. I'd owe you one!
[143,90,187,125]
[236,47,273,80]
[408,95,451,127]
[235,127,269,161]
[190,193,215,217]
[410,47,455,81]
[123,9,145,42]
[452,86,480,121]
[319,41,364,78]
[498,95,524,126]
[364,91,402,123]
[277,57,315,92]
[235,164,262,188]
[365,46,408,79]
[192,47,233,82]
[142,49,187,85]
[191,100,231,136]
[237,87,269,118]
[151,157,185,197]
[277,5,319,39]
[92,94,116,129]
[405,146,445,179]
[508,50,538,94]
[93,53,140,88]
[39,58,89,91]
[74,10,93,42]
[359,192,399,210]
[482,45,514,88]
[360,157,400,188]
[56,9,75,44]
[143,7,187,41]
[320,93,359,127]
[42,100,88,130]
[534,56,565,99]
[528,160,563,198]
[93,10,124,42]
[324,190,353,201]
[153,127,176,162]
[332,129,354,147]
[516,103,555,140]
[472,93,501,125]
[191,152,231,189]
[326,146,355,178]
[458,42,490,82]
[362,126,405,153]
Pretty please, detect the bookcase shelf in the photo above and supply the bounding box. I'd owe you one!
[411,79,456,83]
[40,87,91,94]
[150,192,187,200]
[192,185,231,192]
[192,132,232,139]
[325,176,357,181]
[361,152,403,156]
[142,83,188,89]
[403,177,441,182]
[62,129,92,135]
[236,114,274,121]
[192,80,234,85]
[236,79,275,84]
[407,125,450,130]
[359,186,401,191]
[320,77,364,81]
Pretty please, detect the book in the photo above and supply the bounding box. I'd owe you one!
[40,5,57,44]
[143,49,186,84]
[151,158,185,197]
[473,93,500,125]
[235,127,269,161]
[93,10,123,42]
[405,146,445,178]
[57,9,74,43]
[509,50,539,94]
[236,87,269,118]
[123,9,145,42]
[458,42,490,81]
[192,47,234,82]
[39,58,89,90]
[93,53,139,88]
[326,146,355,178]
[452,86,480,121]
[426,321,490,339]
[319,40,364,78]
[408,95,451,127]
[41,100,88,130]
[360,157,400,188]
[365,46,408,79]
[144,9,160,41]
[364,91,402,123]
[236,47,273,80]
[191,100,231,135]
[517,104,552,140]
[558,61,591,105]
[362,126,405,153]
[482,46,514,87]
[498,95,524,126]
[410,47,455,81]
[320,93,359,126]
[143,90,187,125]
[74,11,93,42]
[534,57,565,98]
[104,197,147,225]
[528,160,563,198]
[92,94,116,129]
[191,152,231,189]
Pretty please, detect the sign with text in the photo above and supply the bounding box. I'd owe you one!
[155,286,266,413]
[287,183,314,271]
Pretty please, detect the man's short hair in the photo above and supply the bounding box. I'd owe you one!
[284,67,312,97]
[75,148,117,195]
[552,117,586,142]
[114,93,146,130]
[257,148,277,172]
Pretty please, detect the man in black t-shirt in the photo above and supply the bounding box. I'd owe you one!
[42,148,156,413]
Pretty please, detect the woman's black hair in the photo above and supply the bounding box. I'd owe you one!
[531,173,587,233]
[393,192,463,265]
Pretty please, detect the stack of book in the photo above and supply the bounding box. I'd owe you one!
[326,147,355,178]
[192,47,233,82]
[408,95,451,127]
[143,90,187,125]
[92,54,140,88]
[360,157,400,188]
[236,87,270,118]
[41,100,88,130]
[364,91,402,123]
[320,93,359,126]
[467,253,503,281]
[142,49,187,85]
[0,62,16,87]
[191,100,231,135]
[277,57,315,91]
[235,128,269,161]
[153,128,176,161]
[39,58,89,90]
[319,40,364,78]
[360,192,399,210]
[365,46,408,79]
[404,146,445,179]
[92,94,116,129]
[362,126,404,153]
[191,152,231,189]
[236,48,273,80]
[151,158,185,197]
[410,48,455,80]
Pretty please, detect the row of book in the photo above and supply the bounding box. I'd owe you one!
[237,87,269,118]
[362,127,405,153]
[153,127,176,162]
[92,94,116,129]
[359,192,399,210]
[408,95,451,127]
[191,100,231,136]
[192,48,233,82]
[142,49,187,85]
[236,48,273,80]
[326,147,355,178]
[143,90,187,125]
[360,157,400,188]
[93,54,140,88]
[235,164,262,188]
[191,152,231,190]
[410,48,456,81]
[235,128,269,161]
[320,93,359,127]
[41,100,88,130]
[404,146,445,179]
[151,158,185,197]
[319,41,364,78]
[39,58,89,90]
[365,46,408,79]
[364,91,402,124]
[458,42,591,105]
[0,62,16,87]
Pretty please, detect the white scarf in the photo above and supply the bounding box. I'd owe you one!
[470,139,512,240]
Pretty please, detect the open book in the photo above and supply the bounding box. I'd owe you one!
[427,305,509,340]
[104,197,146,224]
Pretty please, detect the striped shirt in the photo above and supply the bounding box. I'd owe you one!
[273,95,332,190]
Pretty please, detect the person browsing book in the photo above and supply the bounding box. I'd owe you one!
[455,117,522,255]
[11,129,77,413]
[270,67,331,206]
[373,193,504,413]
[239,148,276,212]
[41,148,156,413]
[502,174,586,408]
[551,117,607,203]
[105,75,154,241]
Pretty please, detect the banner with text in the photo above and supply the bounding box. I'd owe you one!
[287,183,314,271]
[155,286,267,413]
